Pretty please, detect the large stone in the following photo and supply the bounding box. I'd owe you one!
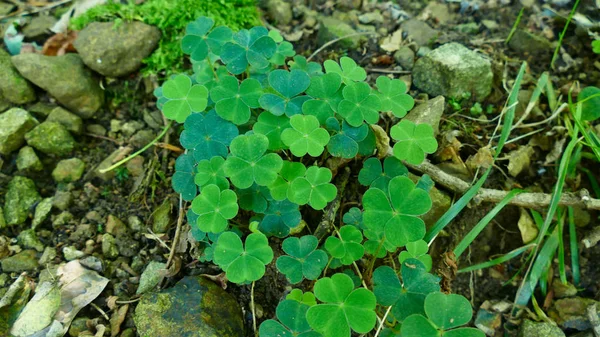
[0,49,36,104]
[74,21,161,77]
[11,53,104,118]
[52,158,85,182]
[25,121,75,156]
[17,229,44,252]
[134,276,244,337]
[519,320,565,337]
[508,29,554,55]
[401,19,439,47]
[1,250,39,272]
[318,16,364,49]
[22,15,56,38]
[0,108,38,155]
[46,107,83,134]
[413,43,493,99]
[266,0,292,25]
[16,146,43,172]
[404,96,445,136]
[3,176,41,226]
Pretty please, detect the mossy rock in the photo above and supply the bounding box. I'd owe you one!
[0,108,38,155]
[0,48,36,104]
[3,176,41,226]
[25,121,75,156]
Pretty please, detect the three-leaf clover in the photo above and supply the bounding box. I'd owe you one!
[253,112,291,151]
[259,69,311,117]
[221,26,277,74]
[306,273,377,337]
[161,74,208,122]
[237,184,271,213]
[289,55,323,76]
[270,41,296,66]
[210,76,262,125]
[399,240,432,272]
[259,199,302,238]
[358,157,408,193]
[303,72,343,124]
[180,110,239,161]
[343,207,364,229]
[391,120,438,165]
[287,289,318,306]
[281,115,330,157]
[323,56,366,85]
[195,156,229,191]
[276,235,328,283]
[362,176,431,247]
[268,161,307,201]
[214,232,274,283]
[259,299,322,337]
[327,120,369,159]
[191,184,239,233]
[224,133,283,189]
[325,226,364,265]
[338,82,381,127]
[172,153,197,201]
[375,76,414,118]
[181,17,232,61]
[288,166,337,210]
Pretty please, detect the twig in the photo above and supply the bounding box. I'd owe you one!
[115,297,141,304]
[314,167,351,241]
[251,281,257,336]
[90,302,110,321]
[366,68,411,74]
[307,32,378,61]
[165,196,185,269]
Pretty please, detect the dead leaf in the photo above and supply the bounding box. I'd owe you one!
[544,137,566,165]
[136,261,168,295]
[518,208,538,244]
[42,31,78,56]
[466,146,494,171]
[507,145,535,177]
[109,304,128,337]
[51,0,108,33]
[370,124,391,158]
[380,29,403,52]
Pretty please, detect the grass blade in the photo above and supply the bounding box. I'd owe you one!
[506,7,525,44]
[557,209,567,284]
[551,0,581,69]
[567,206,581,285]
[458,243,536,273]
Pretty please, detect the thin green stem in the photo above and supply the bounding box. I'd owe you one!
[551,0,580,69]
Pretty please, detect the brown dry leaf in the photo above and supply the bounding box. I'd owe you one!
[42,31,78,56]
[518,208,539,244]
[508,145,535,177]
[380,29,403,52]
[466,145,494,171]
[105,296,119,311]
[109,304,128,337]
[545,137,566,165]
[437,130,463,162]
[370,124,391,158]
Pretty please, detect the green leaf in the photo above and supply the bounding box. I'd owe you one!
[259,199,302,238]
[375,76,414,118]
[363,229,396,258]
[327,121,369,159]
[210,76,262,125]
[304,72,344,119]
[259,300,321,337]
[363,176,431,247]
[444,328,486,337]
[578,86,600,121]
[254,112,291,151]
[281,115,330,157]
[306,273,377,337]
[191,185,239,233]
[357,126,377,156]
[213,232,273,283]
[277,235,328,283]
[260,69,311,117]
[195,156,229,192]
[358,157,408,193]
[424,292,473,330]
[323,56,366,85]
[180,110,239,161]
[343,207,364,229]
[161,74,208,122]
[172,153,197,201]
[268,161,307,201]
[399,240,432,272]
[287,289,318,307]
[221,27,277,74]
[289,55,323,76]
[224,133,283,189]
[270,41,296,66]
[338,82,381,127]
[181,17,233,61]
[401,314,438,337]
[237,184,271,213]
[288,166,337,210]
[391,120,438,165]
[325,226,364,265]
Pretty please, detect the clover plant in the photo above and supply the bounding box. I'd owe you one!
[159,16,480,337]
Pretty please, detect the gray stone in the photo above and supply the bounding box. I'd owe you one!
[102,234,119,259]
[86,124,107,136]
[508,29,554,55]
[393,46,415,70]
[266,0,292,25]
[401,19,439,47]
[52,211,74,227]
[38,247,57,265]
[121,120,144,137]
[47,107,83,134]
[318,16,364,49]
[32,197,53,229]
[0,49,36,104]
[130,129,155,148]
[519,320,565,337]
[134,276,244,337]
[80,256,103,272]
[28,102,56,118]
[16,146,43,172]
[106,215,128,238]
[128,215,143,232]
[12,53,104,118]
[25,121,75,156]
[1,250,39,272]
[413,43,493,99]
[53,190,73,211]
[456,22,480,35]
[126,156,145,177]
[94,147,131,181]
[22,15,57,38]
[552,279,578,298]
[358,11,384,24]
[0,95,10,112]
[152,200,173,233]
[3,176,40,226]
[404,96,445,136]
[52,158,85,182]
[63,246,85,261]
[143,110,163,130]
[74,21,161,77]
[551,297,599,331]
[17,229,44,252]
[0,108,38,155]
[69,224,96,242]
[116,235,140,257]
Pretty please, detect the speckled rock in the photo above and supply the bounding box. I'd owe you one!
[25,121,75,156]
[1,250,39,272]
[16,146,43,172]
[0,48,36,104]
[3,176,41,226]
[46,107,83,134]
[401,19,439,47]
[318,16,364,49]
[52,158,85,182]
[519,320,565,337]
[0,108,38,155]
[32,197,53,229]
[404,96,445,136]
[17,229,44,252]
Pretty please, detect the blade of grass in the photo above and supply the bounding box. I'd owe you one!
[551,0,580,69]
[530,209,543,230]
[454,189,523,258]
[458,243,536,273]
[514,72,548,128]
[581,168,600,198]
[567,206,581,285]
[506,7,525,44]
[557,208,567,284]
[503,249,535,286]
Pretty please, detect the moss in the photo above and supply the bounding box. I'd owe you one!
[70,0,261,76]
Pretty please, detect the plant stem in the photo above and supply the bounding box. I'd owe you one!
[374,306,393,337]
[251,281,257,336]
[551,0,580,69]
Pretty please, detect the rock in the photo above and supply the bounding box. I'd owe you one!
[28,102,56,118]
[106,215,128,237]
[46,107,83,134]
[130,129,155,148]
[1,250,39,272]
[32,197,53,229]
[3,176,41,226]
[143,110,163,129]
[358,11,384,24]
[126,156,145,177]
[0,2,15,15]
[116,235,140,257]
[152,200,173,233]
[69,224,96,242]
[0,49,36,104]
[52,158,85,182]
[318,16,363,49]
[482,20,499,31]
[0,108,38,155]
[120,328,135,337]
[0,95,9,112]
[22,15,56,38]
[11,53,104,118]
[413,43,493,99]
[38,246,57,265]
[134,276,244,337]
[393,46,415,70]
[121,120,145,137]
[17,229,44,252]
[94,147,131,181]
[423,2,454,25]
[401,19,439,47]
[456,22,480,35]
[16,146,43,172]
[86,124,107,136]
[519,320,565,337]
[52,190,73,211]
[423,184,451,228]
[80,256,103,272]
[552,279,578,298]
[336,0,361,10]
[52,211,74,227]
[404,96,445,136]
[25,121,75,156]
[102,234,119,259]
[74,21,161,77]
[63,246,85,261]
[68,317,89,337]
[137,261,167,295]
[475,308,502,336]
[551,297,599,331]
[508,30,554,55]
[266,0,292,25]
[572,207,590,227]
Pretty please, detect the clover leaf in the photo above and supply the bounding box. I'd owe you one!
[224,133,283,189]
[363,229,396,258]
[253,112,291,151]
[343,207,364,229]
[172,153,197,201]
[391,120,438,165]
[327,121,369,158]
[259,69,311,117]
[161,74,208,122]
[260,299,322,337]
[268,161,307,201]
[325,226,364,265]
[373,259,440,322]
[306,273,377,337]
[358,157,408,193]
[288,166,337,210]
[323,56,366,85]
[362,176,431,247]
[214,232,273,283]
[276,235,328,283]
[181,17,233,61]
[357,126,377,156]
[281,115,330,157]
[191,184,239,233]
[287,289,318,306]
[237,184,271,213]
[338,82,381,127]
[375,76,414,118]
[303,72,344,123]
[210,76,262,125]
[221,26,277,74]
[180,110,239,161]
[399,240,432,272]
[270,41,296,66]
[289,55,323,76]
[195,156,229,192]
[259,199,302,238]
[193,59,229,91]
